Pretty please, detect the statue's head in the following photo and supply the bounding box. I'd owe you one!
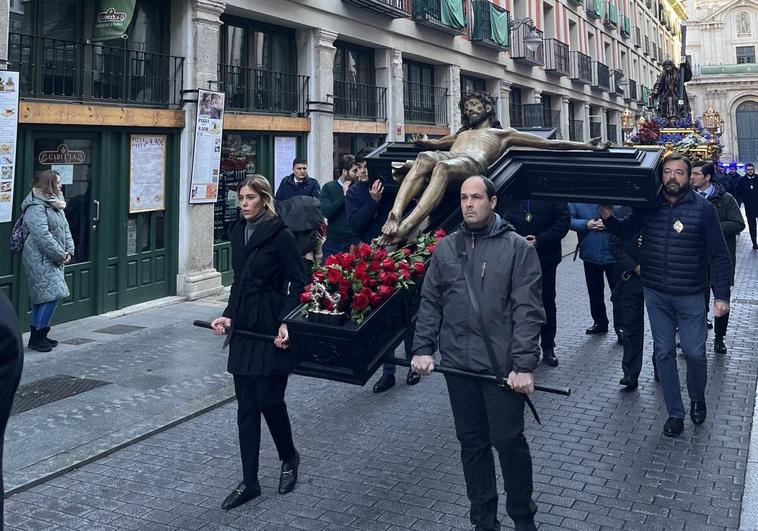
[459,91,500,130]
[662,59,676,72]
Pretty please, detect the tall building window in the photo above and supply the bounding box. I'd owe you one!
[736,46,755,64]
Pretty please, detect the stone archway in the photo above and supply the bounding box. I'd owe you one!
[736,100,758,163]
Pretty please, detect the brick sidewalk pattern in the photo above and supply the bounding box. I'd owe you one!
[4,235,758,531]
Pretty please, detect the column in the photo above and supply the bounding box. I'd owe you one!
[600,107,609,142]
[436,64,461,133]
[496,80,512,128]
[298,28,337,186]
[175,0,226,300]
[583,103,591,141]
[377,49,405,142]
[560,97,571,141]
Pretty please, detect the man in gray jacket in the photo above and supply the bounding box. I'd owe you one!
[411,176,545,531]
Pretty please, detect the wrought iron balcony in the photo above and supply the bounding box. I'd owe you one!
[342,0,411,18]
[570,51,592,85]
[625,79,637,102]
[511,24,544,66]
[471,0,510,51]
[569,119,584,141]
[404,81,449,125]
[8,32,184,107]
[634,26,641,47]
[544,39,569,76]
[412,0,467,35]
[591,61,611,91]
[586,0,603,19]
[217,64,308,115]
[603,2,618,28]
[590,121,602,139]
[334,81,387,121]
[513,103,560,129]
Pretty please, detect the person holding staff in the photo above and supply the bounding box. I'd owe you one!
[209,175,306,509]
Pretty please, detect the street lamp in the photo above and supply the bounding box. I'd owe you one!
[701,106,723,136]
[621,108,636,145]
[511,17,542,52]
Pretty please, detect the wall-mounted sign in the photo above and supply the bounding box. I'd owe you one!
[274,137,297,193]
[38,144,86,165]
[93,0,136,42]
[129,134,166,213]
[189,89,225,204]
[0,71,20,223]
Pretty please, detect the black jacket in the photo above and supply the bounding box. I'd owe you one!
[223,215,307,376]
[413,214,545,374]
[605,190,732,301]
[610,231,643,295]
[499,199,570,265]
[274,174,321,202]
[736,175,758,213]
[345,180,391,243]
[706,183,744,285]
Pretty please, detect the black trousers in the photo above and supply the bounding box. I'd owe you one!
[704,289,730,339]
[233,374,296,485]
[539,259,558,349]
[583,261,623,333]
[445,374,537,530]
[747,211,758,245]
[618,275,645,381]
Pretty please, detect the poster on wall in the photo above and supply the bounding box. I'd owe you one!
[0,71,20,223]
[130,134,166,213]
[189,89,225,204]
[273,136,297,193]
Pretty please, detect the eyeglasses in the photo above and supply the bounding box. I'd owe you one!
[662,168,687,177]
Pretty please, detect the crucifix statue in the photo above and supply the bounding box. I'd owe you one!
[379,91,610,245]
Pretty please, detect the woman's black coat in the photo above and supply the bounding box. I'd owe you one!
[223,214,306,376]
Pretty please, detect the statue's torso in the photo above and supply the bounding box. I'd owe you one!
[450,128,504,162]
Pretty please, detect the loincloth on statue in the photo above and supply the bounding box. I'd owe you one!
[421,151,488,183]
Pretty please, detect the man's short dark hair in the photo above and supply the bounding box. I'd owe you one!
[747,162,755,169]
[339,154,356,172]
[355,154,367,166]
[468,176,496,199]
[663,153,692,176]
[692,160,715,180]
[292,158,307,167]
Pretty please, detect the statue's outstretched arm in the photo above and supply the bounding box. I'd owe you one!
[414,132,457,150]
[499,129,609,151]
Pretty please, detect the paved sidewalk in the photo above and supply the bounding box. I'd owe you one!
[3,232,758,530]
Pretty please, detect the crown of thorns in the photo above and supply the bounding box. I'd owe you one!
[459,91,496,112]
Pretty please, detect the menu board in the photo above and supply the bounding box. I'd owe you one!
[273,136,297,193]
[189,89,225,203]
[0,72,20,223]
[129,134,166,213]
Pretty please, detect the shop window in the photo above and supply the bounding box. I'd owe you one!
[461,75,486,95]
[334,42,376,85]
[215,134,258,243]
[736,46,755,64]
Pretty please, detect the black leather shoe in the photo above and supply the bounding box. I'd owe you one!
[513,518,537,531]
[279,451,300,494]
[406,368,420,385]
[618,377,638,390]
[714,338,727,354]
[585,323,608,335]
[542,347,559,367]
[663,417,684,437]
[373,374,395,393]
[221,481,261,510]
[753,243,758,250]
[690,400,707,425]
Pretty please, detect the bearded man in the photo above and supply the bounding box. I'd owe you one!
[380,91,609,244]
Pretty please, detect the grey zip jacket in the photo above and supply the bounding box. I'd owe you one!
[412,214,545,374]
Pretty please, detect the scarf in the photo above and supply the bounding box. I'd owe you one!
[34,188,67,211]
[244,212,266,244]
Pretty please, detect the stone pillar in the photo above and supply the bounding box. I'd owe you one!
[298,29,337,186]
[583,103,591,142]
[377,49,405,142]
[560,97,571,141]
[176,0,226,300]
[600,107,609,141]
[496,80,511,128]
[436,64,460,132]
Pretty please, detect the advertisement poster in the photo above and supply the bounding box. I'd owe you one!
[130,134,166,213]
[51,164,74,185]
[189,90,225,204]
[273,136,297,193]
[0,71,20,223]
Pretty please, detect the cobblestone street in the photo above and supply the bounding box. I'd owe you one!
[4,235,758,531]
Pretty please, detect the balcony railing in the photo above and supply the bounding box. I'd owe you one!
[591,61,611,91]
[471,0,510,51]
[607,123,618,143]
[511,24,544,66]
[625,79,637,102]
[8,32,184,107]
[569,120,584,141]
[512,103,560,129]
[544,39,569,76]
[334,80,387,121]
[590,121,602,139]
[404,81,449,125]
[342,0,411,18]
[217,64,308,115]
[570,51,592,84]
[586,0,603,19]
[603,2,618,28]
[413,0,467,35]
[634,26,641,47]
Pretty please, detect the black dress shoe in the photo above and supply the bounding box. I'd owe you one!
[690,400,707,425]
[618,377,638,390]
[513,518,537,531]
[585,323,609,335]
[663,417,684,437]
[221,481,261,510]
[373,374,395,393]
[279,451,300,494]
[714,338,727,354]
[406,368,420,385]
[753,243,758,250]
[542,347,559,367]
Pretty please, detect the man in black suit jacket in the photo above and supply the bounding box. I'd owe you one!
[0,292,23,525]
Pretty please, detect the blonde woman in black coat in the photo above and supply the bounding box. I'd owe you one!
[210,175,306,510]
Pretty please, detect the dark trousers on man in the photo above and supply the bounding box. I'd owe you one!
[746,210,758,245]
[583,261,623,333]
[233,375,296,486]
[704,289,729,339]
[445,374,537,530]
[617,275,644,382]
[539,259,558,349]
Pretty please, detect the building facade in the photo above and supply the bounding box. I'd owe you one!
[0,0,684,326]
[686,0,758,164]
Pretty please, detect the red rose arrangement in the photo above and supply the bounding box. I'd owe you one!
[300,229,446,324]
